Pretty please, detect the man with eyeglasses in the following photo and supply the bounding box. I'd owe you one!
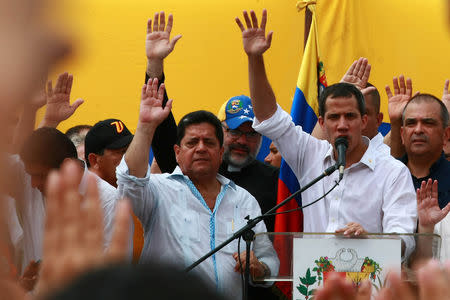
[217,95,279,235]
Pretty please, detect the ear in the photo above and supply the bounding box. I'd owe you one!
[361,114,368,130]
[88,153,99,169]
[444,126,450,143]
[377,112,384,127]
[318,116,324,128]
[174,144,180,164]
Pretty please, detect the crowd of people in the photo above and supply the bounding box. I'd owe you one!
[0,1,450,300]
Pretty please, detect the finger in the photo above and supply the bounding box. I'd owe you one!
[266,31,273,48]
[444,79,449,96]
[243,11,252,28]
[426,178,433,200]
[164,99,173,115]
[147,18,152,34]
[159,11,165,32]
[166,13,173,34]
[235,18,245,32]
[441,202,450,218]
[393,77,400,95]
[141,84,147,99]
[346,60,358,77]
[356,58,368,81]
[59,72,69,94]
[145,78,153,95]
[151,77,159,97]
[431,179,438,201]
[362,86,376,96]
[361,63,371,86]
[418,180,427,205]
[169,35,182,49]
[405,77,413,97]
[250,10,258,28]
[385,85,393,99]
[83,173,103,256]
[260,9,267,31]
[153,12,159,32]
[66,74,73,95]
[398,75,406,95]
[353,58,363,79]
[70,99,84,112]
[157,83,165,101]
[387,271,415,300]
[107,199,131,263]
[47,80,53,98]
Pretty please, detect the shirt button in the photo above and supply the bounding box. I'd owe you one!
[331,218,335,223]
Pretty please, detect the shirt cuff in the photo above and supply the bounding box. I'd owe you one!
[252,105,293,141]
[116,156,151,187]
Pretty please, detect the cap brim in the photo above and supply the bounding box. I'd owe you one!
[105,135,133,150]
[226,116,254,130]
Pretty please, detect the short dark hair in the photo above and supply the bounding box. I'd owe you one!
[20,127,78,169]
[176,110,224,147]
[47,263,227,300]
[365,82,381,114]
[318,82,366,117]
[402,93,449,128]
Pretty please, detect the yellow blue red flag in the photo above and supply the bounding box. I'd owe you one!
[274,2,327,298]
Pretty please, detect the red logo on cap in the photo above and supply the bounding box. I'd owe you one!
[110,121,124,133]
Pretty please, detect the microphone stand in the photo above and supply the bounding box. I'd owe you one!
[185,164,339,300]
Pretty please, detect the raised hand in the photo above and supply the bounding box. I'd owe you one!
[139,78,172,126]
[145,12,182,61]
[235,9,273,56]
[340,58,375,96]
[417,179,450,231]
[385,75,418,123]
[42,72,84,127]
[35,160,131,297]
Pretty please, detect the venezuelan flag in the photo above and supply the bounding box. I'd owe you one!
[274,2,327,298]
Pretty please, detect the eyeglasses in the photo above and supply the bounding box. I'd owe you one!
[225,128,261,141]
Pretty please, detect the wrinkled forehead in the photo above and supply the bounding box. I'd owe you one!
[403,101,442,121]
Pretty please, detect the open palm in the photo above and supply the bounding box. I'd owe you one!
[386,75,417,121]
[236,9,273,56]
[139,78,172,125]
[145,12,181,60]
[417,179,450,228]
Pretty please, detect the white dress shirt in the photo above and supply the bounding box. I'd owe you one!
[9,155,118,273]
[370,132,391,157]
[116,158,279,300]
[253,106,417,236]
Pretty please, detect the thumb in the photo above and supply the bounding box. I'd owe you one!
[70,98,84,112]
[170,35,182,49]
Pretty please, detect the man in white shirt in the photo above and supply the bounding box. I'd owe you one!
[15,127,117,275]
[116,78,278,300]
[235,10,416,244]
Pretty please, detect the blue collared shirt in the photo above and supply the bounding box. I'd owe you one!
[400,152,450,209]
[116,158,279,300]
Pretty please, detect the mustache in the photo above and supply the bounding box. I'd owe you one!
[229,143,250,152]
[411,134,429,142]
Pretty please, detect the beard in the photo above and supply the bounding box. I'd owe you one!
[223,143,257,169]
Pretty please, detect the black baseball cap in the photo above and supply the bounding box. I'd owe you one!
[84,119,133,161]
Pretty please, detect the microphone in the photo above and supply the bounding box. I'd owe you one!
[334,137,348,180]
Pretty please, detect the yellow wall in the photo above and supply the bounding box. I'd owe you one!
[44,0,450,132]
[45,0,304,133]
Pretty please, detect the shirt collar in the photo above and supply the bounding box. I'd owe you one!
[324,136,376,171]
[401,152,448,175]
[169,166,237,190]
